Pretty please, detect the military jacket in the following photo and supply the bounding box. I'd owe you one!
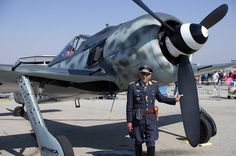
[126,79,176,122]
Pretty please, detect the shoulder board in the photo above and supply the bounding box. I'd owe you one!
[129,81,135,85]
[152,80,157,83]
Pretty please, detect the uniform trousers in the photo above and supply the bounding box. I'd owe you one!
[133,113,158,147]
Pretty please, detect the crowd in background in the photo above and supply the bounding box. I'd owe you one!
[199,70,236,85]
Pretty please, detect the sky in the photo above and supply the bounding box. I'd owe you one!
[0,0,235,65]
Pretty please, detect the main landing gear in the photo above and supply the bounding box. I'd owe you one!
[13,91,25,116]
[18,75,74,156]
[13,105,25,116]
[199,107,217,144]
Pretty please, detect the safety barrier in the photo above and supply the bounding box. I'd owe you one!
[166,81,234,99]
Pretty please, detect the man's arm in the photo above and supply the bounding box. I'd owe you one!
[155,88,176,105]
[155,86,183,105]
[126,84,134,122]
[126,84,134,132]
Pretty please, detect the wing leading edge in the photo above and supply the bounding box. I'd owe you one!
[0,64,118,93]
[193,62,236,76]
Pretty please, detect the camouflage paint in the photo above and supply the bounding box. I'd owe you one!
[103,13,182,90]
[50,13,183,91]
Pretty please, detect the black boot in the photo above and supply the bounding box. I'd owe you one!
[147,146,155,156]
[135,144,142,156]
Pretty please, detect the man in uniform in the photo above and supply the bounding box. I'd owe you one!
[126,65,183,156]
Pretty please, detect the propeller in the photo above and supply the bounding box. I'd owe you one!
[132,0,228,147]
[178,55,200,147]
[200,4,228,29]
[177,4,227,147]
[132,0,175,33]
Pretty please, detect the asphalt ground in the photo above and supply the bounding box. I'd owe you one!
[0,85,236,156]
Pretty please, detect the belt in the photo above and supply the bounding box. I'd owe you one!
[144,108,155,113]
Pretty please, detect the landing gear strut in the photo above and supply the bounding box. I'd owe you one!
[18,75,74,156]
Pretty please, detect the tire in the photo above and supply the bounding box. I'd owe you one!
[13,106,25,116]
[56,136,74,156]
[199,116,212,144]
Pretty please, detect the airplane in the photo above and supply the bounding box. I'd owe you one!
[0,0,234,155]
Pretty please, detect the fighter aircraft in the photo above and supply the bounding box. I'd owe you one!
[0,0,233,155]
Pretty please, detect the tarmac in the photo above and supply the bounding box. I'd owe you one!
[0,85,236,156]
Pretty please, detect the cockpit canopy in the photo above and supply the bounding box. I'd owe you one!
[48,25,120,67]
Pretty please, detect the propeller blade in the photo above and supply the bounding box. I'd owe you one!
[178,55,200,147]
[200,4,228,29]
[132,0,175,32]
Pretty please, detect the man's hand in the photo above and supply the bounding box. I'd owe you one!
[175,94,183,102]
[127,122,133,132]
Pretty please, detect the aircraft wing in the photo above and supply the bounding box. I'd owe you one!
[0,64,116,92]
[192,62,236,76]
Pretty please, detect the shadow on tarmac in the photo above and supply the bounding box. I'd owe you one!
[0,110,185,156]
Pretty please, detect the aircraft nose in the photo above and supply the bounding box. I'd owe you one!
[165,23,208,58]
[179,23,208,52]
[187,23,208,46]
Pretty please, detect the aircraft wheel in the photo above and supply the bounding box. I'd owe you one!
[13,106,25,116]
[199,115,212,144]
[56,136,74,156]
